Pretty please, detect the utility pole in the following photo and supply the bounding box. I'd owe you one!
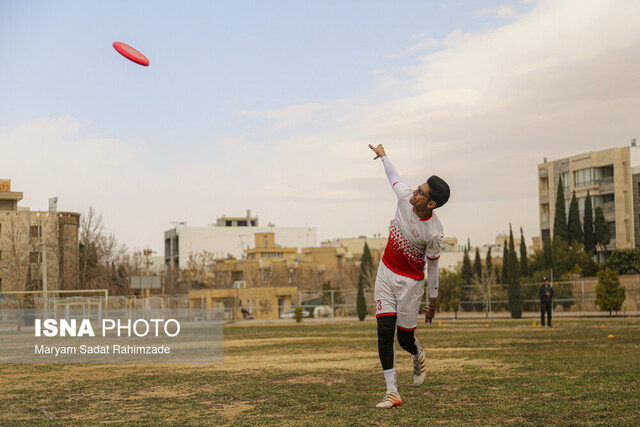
[143,248,155,298]
[41,215,48,313]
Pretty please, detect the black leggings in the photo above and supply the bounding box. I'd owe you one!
[377,315,419,370]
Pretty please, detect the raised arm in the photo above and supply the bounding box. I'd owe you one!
[368,144,404,189]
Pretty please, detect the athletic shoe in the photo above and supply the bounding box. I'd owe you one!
[412,348,427,387]
[375,391,403,409]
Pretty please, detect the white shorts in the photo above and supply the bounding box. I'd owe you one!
[374,261,425,331]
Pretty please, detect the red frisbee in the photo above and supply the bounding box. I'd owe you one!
[113,41,149,66]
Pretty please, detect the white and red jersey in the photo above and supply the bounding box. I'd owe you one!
[379,156,444,284]
[382,181,443,280]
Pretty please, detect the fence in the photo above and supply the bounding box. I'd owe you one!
[458,278,640,317]
[2,278,639,321]
[0,293,192,324]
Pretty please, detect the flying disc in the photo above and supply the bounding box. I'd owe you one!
[113,41,149,66]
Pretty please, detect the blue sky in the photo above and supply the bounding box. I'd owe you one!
[2,0,639,253]
[1,0,530,159]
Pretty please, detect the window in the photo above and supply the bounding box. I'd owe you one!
[608,222,616,241]
[541,204,549,223]
[574,166,614,187]
[238,220,247,226]
[0,277,2,292]
[29,225,42,238]
[165,238,171,256]
[264,236,268,248]
[540,178,549,197]
[0,250,2,262]
[226,220,232,226]
[29,251,42,263]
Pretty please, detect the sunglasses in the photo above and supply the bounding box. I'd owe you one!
[417,186,428,198]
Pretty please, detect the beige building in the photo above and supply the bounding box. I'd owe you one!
[245,232,298,262]
[189,286,298,320]
[538,143,640,253]
[321,235,387,262]
[0,180,79,292]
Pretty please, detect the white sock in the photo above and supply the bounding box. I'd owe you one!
[383,368,398,393]
[412,337,423,361]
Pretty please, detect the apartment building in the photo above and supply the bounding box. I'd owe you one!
[0,180,79,292]
[164,210,317,270]
[538,143,640,252]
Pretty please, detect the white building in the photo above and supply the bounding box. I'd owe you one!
[164,211,317,270]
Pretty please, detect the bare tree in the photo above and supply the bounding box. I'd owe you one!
[78,207,128,293]
[180,250,216,289]
[471,268,497,318]
[0,218,28,292]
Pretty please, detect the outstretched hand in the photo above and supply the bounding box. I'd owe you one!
[422,305,436,325]
[368,144,386,160]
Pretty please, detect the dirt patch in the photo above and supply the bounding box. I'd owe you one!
[281,374,346,385]
[196,352,514,373]
[225,336,337,348]
[221,401,256,419]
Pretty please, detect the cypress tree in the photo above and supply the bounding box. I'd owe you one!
[461,246,473,284]
[356,273,367,321]
[486,247,493,276]
[360,242,375,288]
[519,227,528,277]
[542,237,552,270]
[594,206,610,252]
[473,247,482,279]
[501,239,508,284]
[553,177,568,243]
[567,191,583,246]
[507,224,523,318]
[356,242,374,321]
[584,191,595,253]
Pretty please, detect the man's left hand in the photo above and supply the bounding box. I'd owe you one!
[422,305,437,325]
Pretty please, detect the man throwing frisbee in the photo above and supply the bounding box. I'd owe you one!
[368,144,450,409]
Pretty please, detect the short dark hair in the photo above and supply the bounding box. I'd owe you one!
[427,175,450,208]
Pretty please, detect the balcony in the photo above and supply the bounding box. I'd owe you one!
[599,176,614,193]
[603,201,615,213]
[539,192,549,203]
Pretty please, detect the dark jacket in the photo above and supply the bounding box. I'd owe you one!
[539,284,554,303]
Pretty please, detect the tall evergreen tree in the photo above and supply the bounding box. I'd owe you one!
[356,272,367,321]
[553,177,568,243]
[360,242,375,288]
[486,247,493,276]
[583,191,595,253]
[473,247,482,279]
[461,246,473,284]
[356,242,375,321]
[594,206,610,252]
[519,227,528,277]
[567,191,583,246]
[542,237,552,270]
[507,224,523,318]
[501,239,508,284]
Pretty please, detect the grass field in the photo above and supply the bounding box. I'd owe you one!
[1,317,639,425]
